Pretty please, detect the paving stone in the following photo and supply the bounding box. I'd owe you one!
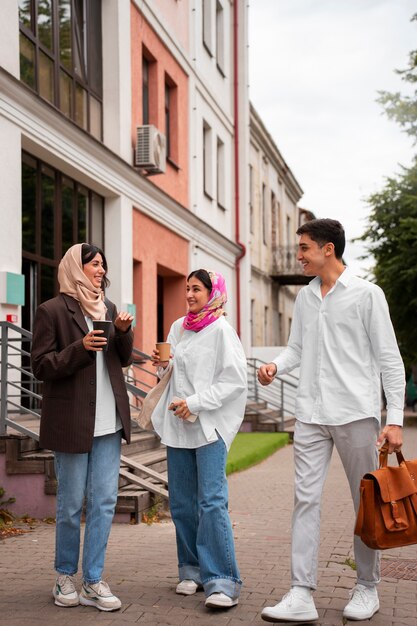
[1,423,417,624]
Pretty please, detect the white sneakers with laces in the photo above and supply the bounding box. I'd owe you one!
[205,592,238,608]
[52,574,79,607]
[261,586,318,622]
[79,580,121,611]
[343,584,379,620]
[175,579,200,595]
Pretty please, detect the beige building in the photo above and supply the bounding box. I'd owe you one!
[249,104,307,349]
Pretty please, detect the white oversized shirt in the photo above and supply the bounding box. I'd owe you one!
[151,316,248,451]
[273,268,405,426]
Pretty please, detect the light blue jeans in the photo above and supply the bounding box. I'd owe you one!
[167,438,242,600]
[54,431,122,584]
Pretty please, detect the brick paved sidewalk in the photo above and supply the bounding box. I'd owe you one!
[1,420,417,625]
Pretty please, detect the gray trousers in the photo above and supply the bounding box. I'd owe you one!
[291,418,380,590]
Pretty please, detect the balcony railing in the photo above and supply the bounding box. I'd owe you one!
[271,244,311,284]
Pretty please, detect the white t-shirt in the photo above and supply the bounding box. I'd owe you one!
[85,317,122,437]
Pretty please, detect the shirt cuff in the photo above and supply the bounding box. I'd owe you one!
[186,393,201,415]
[385,407,404,427]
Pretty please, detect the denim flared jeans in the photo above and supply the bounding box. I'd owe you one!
[167,438,242,600]
[54,431,122,584]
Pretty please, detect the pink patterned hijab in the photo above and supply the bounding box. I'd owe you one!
[183,271,227,332]
[58,243,107,320]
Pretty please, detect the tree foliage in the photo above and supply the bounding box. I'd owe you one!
[360,14,417,370]
[377,14,417,142]
[359,163,417,369]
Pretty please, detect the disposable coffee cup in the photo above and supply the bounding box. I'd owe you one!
[156,342,171,361]
[92,320,112,351]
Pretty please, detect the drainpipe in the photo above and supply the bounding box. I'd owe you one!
[233,0,246,338]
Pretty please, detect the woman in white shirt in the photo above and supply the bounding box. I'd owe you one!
[151,269,247,609]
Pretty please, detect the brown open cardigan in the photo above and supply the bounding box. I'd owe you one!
[31,293,133,453]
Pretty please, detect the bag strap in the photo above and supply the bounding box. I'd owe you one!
[379,442,406,468]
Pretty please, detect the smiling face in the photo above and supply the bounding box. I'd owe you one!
[186,276,211,314]
[297,233,333,277]
[83,253,106,289]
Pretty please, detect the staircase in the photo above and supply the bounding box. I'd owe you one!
[0,322,298,522]
[244,358,297,434]
[0,321,168,523]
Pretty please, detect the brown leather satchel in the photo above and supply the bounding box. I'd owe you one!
[355,443,417,550]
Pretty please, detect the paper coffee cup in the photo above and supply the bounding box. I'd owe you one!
[92,320,112,351]
[156,342,171,361]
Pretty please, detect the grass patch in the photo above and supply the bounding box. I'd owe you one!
[226,432,289,475]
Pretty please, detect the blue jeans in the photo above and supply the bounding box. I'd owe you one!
[54,431,122,584]
[167,438,242,600]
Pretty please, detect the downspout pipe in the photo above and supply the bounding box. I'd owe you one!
[233,0,246,338]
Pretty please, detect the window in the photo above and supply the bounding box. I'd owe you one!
[262,183,267,245]
[165,75,178,164]
[19,0,103,139]
[216,1,225,74]
[142,57,150,125]
[203,120,213,199]
[202,0,213,55]
[216,137,225,209]
[165,82,171,158]
[264,306,269,345]
[271,191,277,248]
[286,214,291,245]
[251,299,255,346]
[249,165,254,234]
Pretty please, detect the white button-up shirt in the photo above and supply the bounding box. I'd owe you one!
[273,268,405,426]
[151,316,248,450]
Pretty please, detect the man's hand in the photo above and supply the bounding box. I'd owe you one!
[376,425,403,454]
[258,363,277,386]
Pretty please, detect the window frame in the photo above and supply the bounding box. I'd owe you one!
[18,0,103,140]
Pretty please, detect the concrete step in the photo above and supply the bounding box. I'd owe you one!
[122,430,161,456]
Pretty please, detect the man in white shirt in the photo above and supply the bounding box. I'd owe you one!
[258,219,404,623]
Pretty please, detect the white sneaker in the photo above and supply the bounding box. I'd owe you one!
[343,584,379,620]
[52,574,79,607]
[79,580,121,611]
[261,588,318,622]
[176,579,199,595]
[205,592,239,608]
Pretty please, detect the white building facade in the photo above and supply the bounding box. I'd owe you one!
[249,104,305,350]
[0,0,251,354]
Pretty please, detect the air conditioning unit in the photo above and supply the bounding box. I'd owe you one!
[135,125,166,174]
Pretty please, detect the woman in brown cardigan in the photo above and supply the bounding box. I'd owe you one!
[31,243,134,612]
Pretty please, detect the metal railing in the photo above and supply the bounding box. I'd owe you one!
[0,322,42,439]
[247,357,298,429]
[1,322,299,439]
[0,322,157,440]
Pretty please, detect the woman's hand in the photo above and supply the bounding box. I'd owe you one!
[114,312,134,333]
[83,330,107,351]
[151,348,170,368]
[168,398,191,420]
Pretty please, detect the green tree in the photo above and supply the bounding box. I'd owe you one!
[359,14,417,370]
[377,14,417,143]
[360,163,417,369]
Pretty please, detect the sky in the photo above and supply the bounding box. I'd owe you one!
[249,0,416,276]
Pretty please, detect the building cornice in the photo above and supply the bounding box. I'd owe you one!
[0,68,240,265]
